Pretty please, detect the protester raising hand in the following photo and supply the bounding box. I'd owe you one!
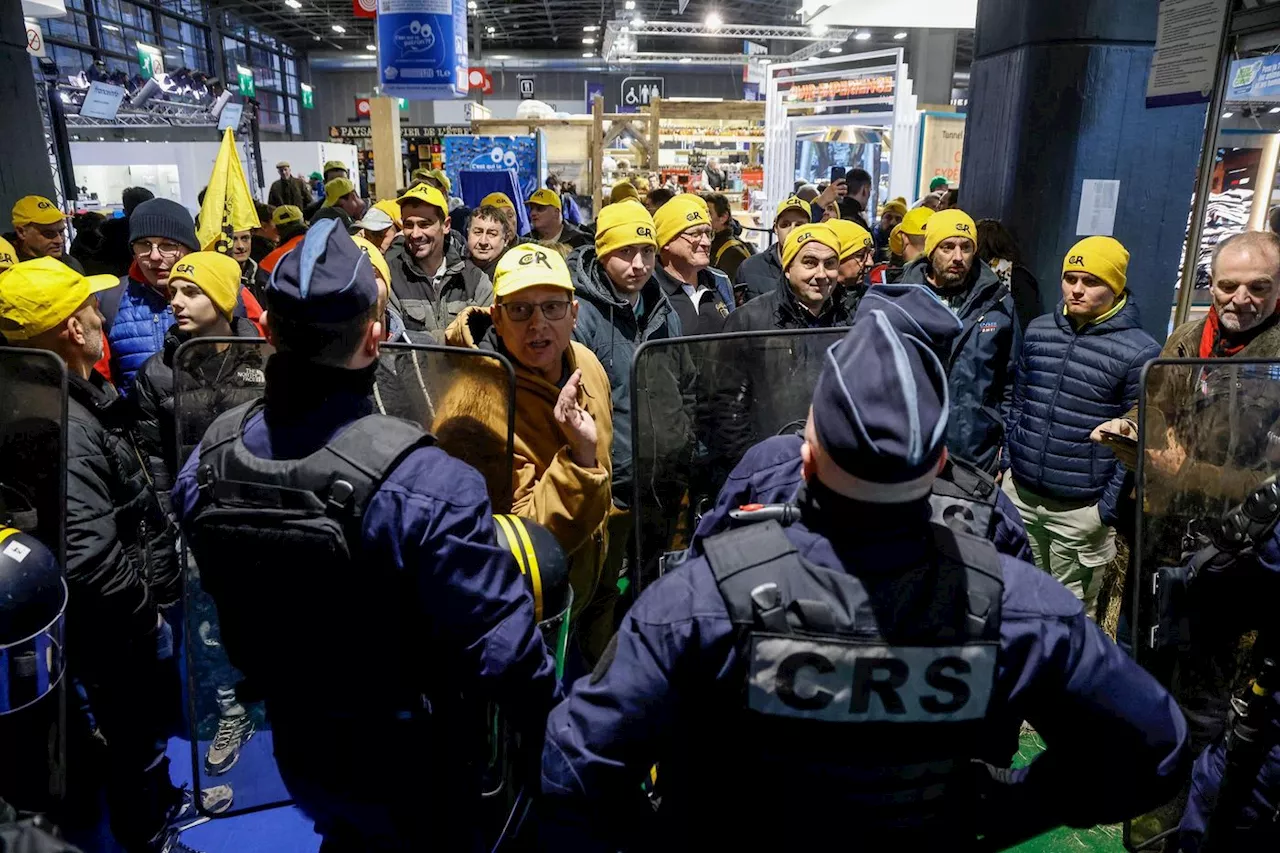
[555,368,599,468]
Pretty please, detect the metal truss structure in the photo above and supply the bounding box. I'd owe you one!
[602,19,854,63]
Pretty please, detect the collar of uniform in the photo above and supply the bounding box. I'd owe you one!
[797,479,933,533]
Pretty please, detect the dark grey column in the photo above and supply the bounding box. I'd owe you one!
[909,29,959,107]
[0,6,57,218]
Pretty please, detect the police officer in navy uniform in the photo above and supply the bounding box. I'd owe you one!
[171,220,559,851]
[690,284,1035,564]
[541,299,1189,850]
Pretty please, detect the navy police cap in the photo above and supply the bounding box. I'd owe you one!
[266,218,378,324]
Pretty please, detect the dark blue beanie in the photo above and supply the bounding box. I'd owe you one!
[129,198,198,250]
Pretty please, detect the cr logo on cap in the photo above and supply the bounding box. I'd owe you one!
[686,212,702,222]
[955,223,972,234]
[636,226,653,238]
[797,230,814,242]
[173,262,196,275]
[37,201,54,210]
[519,250,552,269]
[1067,255,1085,266]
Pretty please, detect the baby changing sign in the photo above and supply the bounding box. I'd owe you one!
[378,0,469,100]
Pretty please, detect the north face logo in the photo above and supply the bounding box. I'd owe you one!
[636,226,653,238]
[519,250,552,269]
[1068,255,1086,266]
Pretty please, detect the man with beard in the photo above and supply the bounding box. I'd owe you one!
[6,196,85,273]
[900,208,1018,474]
[386,183,492,336]
[466,205,514,279]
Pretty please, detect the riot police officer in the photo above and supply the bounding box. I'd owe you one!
[541,301,1189,850]
[170,221,559,851]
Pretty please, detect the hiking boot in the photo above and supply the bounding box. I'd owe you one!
[204,711,254,776]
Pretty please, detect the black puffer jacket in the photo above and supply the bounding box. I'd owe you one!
[134,318,267,514]
[66,371,175,649]
[734,245,784,305]
[722,273,856,333]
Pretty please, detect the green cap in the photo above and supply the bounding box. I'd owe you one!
[929,176,949,192]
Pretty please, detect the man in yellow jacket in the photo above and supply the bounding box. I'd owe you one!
[443,245,613,633]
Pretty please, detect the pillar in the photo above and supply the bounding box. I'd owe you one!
[908,29,959,109]
[369,96,402,201]
[961,0,1207,341]
[0,6,57,218]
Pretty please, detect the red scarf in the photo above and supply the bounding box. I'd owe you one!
[1199,304,1280,358]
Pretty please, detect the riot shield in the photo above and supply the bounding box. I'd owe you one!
[0,347,68,813]
[631,329,845,591]
[1129,358,1280,848]
[174,339,516,819]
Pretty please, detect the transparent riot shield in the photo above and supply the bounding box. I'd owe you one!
[1128,358,1280,849]
[0,347,69,813]
[631,328,846,591]
[174,339,516,819]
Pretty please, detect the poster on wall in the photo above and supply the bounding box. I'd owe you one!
[916,113,965,198]
[1145,0,1229,108]
[442,135,539,204]
[377,0,469,100]
[1227,54,1280,103]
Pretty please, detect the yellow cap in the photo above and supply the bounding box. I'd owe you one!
[610,182,640,205]
[595,200,657,258]
[879,198,908,218]
[492,244,574,299]
[397,183,448,216]
[826,219,873,261]
[923,208,977,259]
[631,176,650,193]
[0,257,119,341]
[428,169,452,194]
[781,223,841,270]
[324,178,356,206]
[168,252,241,319]
[12,196,64,227]
[0,236,17,270]
[323,160,347,174]
[775,195,812,222]
[272,205,304,227]
[654,194,710,249]
[527,188,562,210]
[889,206,934,255]
[480,192,515,212]
[1064,236,1129,295]
[373,199,401,227]
[351,235,392,285]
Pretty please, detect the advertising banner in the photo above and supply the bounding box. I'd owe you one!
[377,0,468,100]
[1227,54,1280,103]
[915,113,965,199]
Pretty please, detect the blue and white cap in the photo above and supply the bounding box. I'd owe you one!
[811,309,950,503]
[853,283,962,364]
[266,218,378,324]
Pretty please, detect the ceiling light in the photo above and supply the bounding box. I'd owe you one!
[758,57,771,64]
[1222,111,1234,118]
[893,31,908,40]
[828,47,842,54]
[103,24,121,32]
[854,31,871,41]
[366,44,376,51]
[1270,106,1280,114]
[468,0,477,7]
[583,37,595,44]
[583,25,598,32]
[632,17,645,27]
[284,0,302,8]
[706,12,722,29]
[582,52,593,57]
[332,24,345,33]
[625,0,635,8]
[489,54,512,59]
[811,23,828,36]
[486,26,495,33]
[680,56,692,63]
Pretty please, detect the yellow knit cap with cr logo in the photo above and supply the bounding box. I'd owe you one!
[1063,236,1129,295]
[653,194,710,249]
[595,200,657,258]
[923,209,977,259]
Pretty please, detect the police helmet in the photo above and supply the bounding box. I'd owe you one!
[0,527,67,714]
[492,515,571,624]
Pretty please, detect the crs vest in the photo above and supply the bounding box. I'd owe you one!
[930,456,1000,541]
[671,519,1004,845]
[184,401,434,714]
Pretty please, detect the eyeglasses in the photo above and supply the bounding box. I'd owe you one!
[680,228,714,245]
[132,240,185,259]
[499,300,572,322]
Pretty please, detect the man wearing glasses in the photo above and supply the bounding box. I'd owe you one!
[6,195,86,273]
[652,195,733,336]
[442,244,614,639]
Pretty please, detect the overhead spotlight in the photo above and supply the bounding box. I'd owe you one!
[854,31,871,41]
[1270,106,1280,114]
[468,0,477,7]
[583,25,598,32]
[680,56,692,63]
[1222,111,1234,118]
[582,52,593,57]
[632,17,645,27]
[893,31,908,40]
[811,23,828,36]
[332,24,345,33]
[285,0,302,8]
[625,0,635,8]
[583,37,595,44]
[758,57,772,64]
[828,47,842,54]
[366,44,376,51]
[313,34,321,40]
[706,12,722,29]
[486,26,495,34]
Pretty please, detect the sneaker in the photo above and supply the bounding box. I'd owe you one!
[204,712,254,776]
[170,783,234,824]
[159,828,207,853]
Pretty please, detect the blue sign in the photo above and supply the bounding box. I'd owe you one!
[442,135,540,204]
[586,82,605,113]
[1228,55,1280,103]
[377,0,468,100]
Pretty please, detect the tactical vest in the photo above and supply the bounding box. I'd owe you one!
[662,518,1004,844]
[185,400,434,714]
[930,456,1000,541]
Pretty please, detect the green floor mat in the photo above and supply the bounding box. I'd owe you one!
[1006,732,1127,853]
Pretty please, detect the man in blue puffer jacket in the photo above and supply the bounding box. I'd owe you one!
[899,209,1020,473]
[1001,236,1159,612]
[100,199,200,397]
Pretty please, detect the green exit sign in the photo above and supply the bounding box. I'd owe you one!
[236,64,255,97]
[301,83,314,109]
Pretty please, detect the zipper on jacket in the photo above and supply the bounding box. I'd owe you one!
[1034,334,1081,483]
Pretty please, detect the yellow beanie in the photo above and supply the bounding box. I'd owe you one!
[879,198,908,218]
[782,223,841,270]
[654,194,710,249]
[826,219,873,261]
[167,252,241,319]
[610,182,640,205]
[1064,236,1129,295]
[923,208,977,259]
[0,236,17,270]
[890,206,934,256]
[351,235,392,285]
[595,200,657,258]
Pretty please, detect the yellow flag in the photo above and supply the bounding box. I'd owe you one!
[196,128,262,253]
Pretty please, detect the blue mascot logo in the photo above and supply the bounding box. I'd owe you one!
[394,19,436,56]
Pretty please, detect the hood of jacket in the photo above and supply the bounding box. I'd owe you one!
[900,255,1006,318]
[1052,292,1145,336]
[568,245,672,339]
